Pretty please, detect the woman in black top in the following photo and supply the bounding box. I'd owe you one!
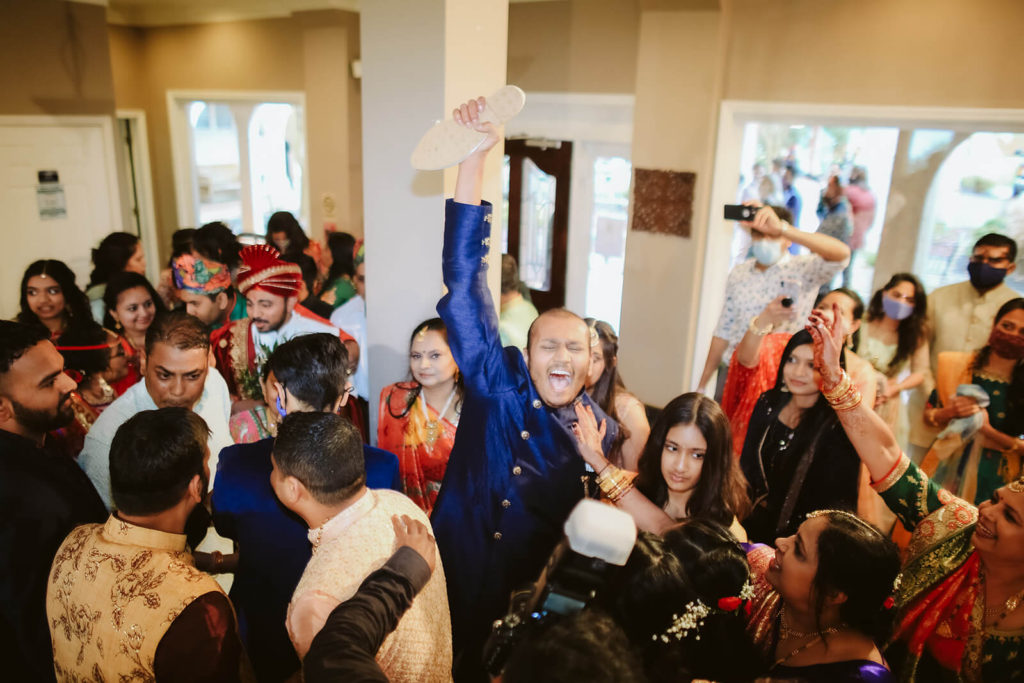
[739,329,860,543]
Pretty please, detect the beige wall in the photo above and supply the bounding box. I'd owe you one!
[507,0,639,94]
[725,0,1024,108]
[108,13,363,262]
[0,0,116,116]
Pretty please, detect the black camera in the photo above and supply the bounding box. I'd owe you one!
[482,500,637,676]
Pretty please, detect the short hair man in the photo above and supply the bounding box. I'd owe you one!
[498,253,538,350]
[79,310,232,510]
[0,321,106,682]
[211,333,400,682]
[696,202,851,394]
[211,244,358,401]
[431,99,618,680]
[172,252,239,331]
[909,232,1020,459]
[47,408,246,681]
[272,412,451,680]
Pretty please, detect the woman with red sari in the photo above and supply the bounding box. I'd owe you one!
[809,300,1024,682]
[378,318,462,514]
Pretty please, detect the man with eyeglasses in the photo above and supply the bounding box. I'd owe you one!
[210,333,399,683]
[908,232,1020,460]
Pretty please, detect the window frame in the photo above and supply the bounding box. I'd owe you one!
[167,90,309,235]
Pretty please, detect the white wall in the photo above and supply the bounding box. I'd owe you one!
[0,116,123,318]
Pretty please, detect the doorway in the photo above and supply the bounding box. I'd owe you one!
[503,138,572,312]
[116,109,159,284]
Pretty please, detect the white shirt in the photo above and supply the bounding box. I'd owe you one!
[331,295,368,399]
[713,253,847,358]
[78,369,233,511]
[252,307,340,365]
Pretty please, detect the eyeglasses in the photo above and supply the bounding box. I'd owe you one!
[970,254,1011,266]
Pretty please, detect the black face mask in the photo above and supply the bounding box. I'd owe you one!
[968,261,1008,290]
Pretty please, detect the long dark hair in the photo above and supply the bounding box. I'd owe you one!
[636,393,750,526]
[973,297,1024,428]
[18,260,93,330]
[89,232,140,288]
[102,272,166,331]
[266,211,309,258]
[809,511,901,643]
[326,232,357,282]
[385,318,463,419]
[764,329,845,478]
[585,319,630,465]
[864,273,928,373]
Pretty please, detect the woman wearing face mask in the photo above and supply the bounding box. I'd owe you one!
[919,298,1024,504]
[858,274,930,449]
[808,300,1024,682]
[378,318,463,514]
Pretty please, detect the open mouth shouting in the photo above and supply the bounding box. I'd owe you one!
[548,368,572,394]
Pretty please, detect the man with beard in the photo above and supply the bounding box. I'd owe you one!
[211,244,358,403]
[79,310,232,511]
[47,408,247,681]
[0,321,107,682]
[430,98,617,681]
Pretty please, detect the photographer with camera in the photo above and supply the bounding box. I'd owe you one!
[697,203,850,397]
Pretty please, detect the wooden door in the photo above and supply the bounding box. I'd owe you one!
[504,138,572,312]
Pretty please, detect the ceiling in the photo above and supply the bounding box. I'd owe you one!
[104,0,558,27]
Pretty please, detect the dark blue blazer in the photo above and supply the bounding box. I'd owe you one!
[431,200,617,676]
[211,437,399,682]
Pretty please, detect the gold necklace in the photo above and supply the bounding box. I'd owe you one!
[778,605,815,640]
[773,627,844,667]
[983,572,1024,628]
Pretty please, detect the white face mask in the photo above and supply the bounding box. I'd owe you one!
[751,239,783,266]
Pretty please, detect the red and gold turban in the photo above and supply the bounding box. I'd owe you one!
[237,244,302,297]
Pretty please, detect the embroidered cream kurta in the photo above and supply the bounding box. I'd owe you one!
[46,516,225,681]
[287,488,453,682]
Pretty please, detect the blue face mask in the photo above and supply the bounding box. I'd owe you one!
[276,395,287,418]
[967,261,1008,290]
[751,239,783,266]
[882,295,914,321]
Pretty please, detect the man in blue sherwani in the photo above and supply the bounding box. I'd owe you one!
[431,97,618,681]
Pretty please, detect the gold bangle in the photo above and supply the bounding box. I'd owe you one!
[822,370,852,401]
[748,314,773,337]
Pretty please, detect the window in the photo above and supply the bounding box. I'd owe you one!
[920,132,1024,295]
[171,94,307,236]
[585,156,631,331]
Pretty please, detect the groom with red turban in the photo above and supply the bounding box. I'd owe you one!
[211,244,357,402]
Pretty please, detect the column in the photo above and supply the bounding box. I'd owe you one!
[617,0,729,407]
[361,0,507,439]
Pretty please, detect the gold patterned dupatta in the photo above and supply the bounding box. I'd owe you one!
[894,548,981,677]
